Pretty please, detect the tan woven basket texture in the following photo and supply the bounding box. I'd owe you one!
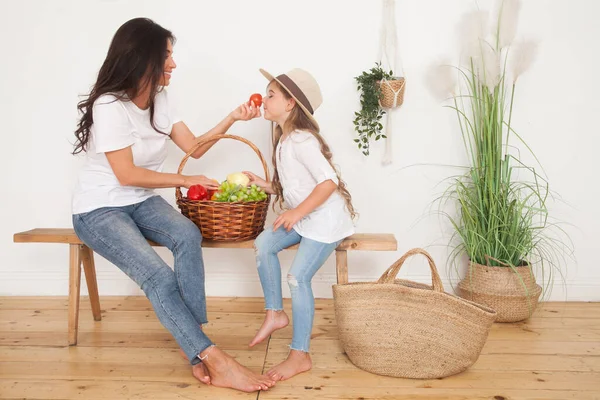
[333,248,496,379]
[176,134,270,242]
[378,77,406,109]
[458,261,542,322]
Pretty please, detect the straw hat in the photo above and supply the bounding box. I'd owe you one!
[259,68,322,129]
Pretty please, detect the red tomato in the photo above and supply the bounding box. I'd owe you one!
[249,93,262,107]
[187,184,208,200]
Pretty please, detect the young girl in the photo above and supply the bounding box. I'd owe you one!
[244,68,357,381]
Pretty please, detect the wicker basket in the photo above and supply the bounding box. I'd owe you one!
[457,261,543,323]
[378,77,406,109]
[332,248,496,379]
[176,134,270,242]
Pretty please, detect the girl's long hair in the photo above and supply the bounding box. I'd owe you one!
[73,18,175,154]
[270,81,357,220]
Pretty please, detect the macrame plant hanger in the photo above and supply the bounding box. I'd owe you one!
[378,0,406,166]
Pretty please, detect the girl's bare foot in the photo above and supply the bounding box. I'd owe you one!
[249,310,289,347]
[267,350,312,381]
[201,346,276,392]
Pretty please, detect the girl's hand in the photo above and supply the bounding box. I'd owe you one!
[183,175,220,189]
[243,171,268,188]
[229,102,261,122]
[273,209,303,232]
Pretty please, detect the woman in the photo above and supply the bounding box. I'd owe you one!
[71,17,274,393]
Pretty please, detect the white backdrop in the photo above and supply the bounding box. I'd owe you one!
[1,0,598,300]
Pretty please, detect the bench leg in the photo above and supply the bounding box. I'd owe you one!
[335,250,348,284]
[68,244,82,346]
[80,245,102,322]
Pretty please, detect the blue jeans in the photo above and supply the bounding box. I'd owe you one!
[254,226,341,352]
[72,195,211,365]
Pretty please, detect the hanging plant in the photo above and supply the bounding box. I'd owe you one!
[353,62,394,156]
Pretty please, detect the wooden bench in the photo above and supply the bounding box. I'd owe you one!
[13,228,397,345]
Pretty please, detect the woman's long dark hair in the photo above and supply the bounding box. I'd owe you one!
[73,18,175,154]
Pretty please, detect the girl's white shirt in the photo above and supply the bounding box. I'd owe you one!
[276,130,355,244]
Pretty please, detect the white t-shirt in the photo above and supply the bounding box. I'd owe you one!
[276,130,355,244]
[72,90,179,214]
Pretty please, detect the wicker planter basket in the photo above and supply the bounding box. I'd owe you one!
[332,248,496,379]
[457,261,543,323]
[176,134,270,242]
[378,77,406,109]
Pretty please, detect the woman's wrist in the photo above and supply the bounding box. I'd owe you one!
[179,174,190,188]
[226,113,237,124]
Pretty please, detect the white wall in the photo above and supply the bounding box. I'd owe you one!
[1,0,598,301]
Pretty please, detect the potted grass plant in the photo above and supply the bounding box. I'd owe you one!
[428,0,572,322]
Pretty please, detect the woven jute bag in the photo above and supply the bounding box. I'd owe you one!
[176,134,270,242]
[332,248,497,379]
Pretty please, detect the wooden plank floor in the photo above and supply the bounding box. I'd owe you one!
[1,297,599,400]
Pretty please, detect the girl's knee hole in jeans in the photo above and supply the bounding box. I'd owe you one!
[287,274,298,287]
[253,244,262,268]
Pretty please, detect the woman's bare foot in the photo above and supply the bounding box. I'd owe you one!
[191,362,211,384]
[201,346,276,392]
[178,325,211,384]
[267,350,312,381]
[249,310,289,347]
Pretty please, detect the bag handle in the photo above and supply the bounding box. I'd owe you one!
[175,134,270,202]
[376,248,444,292]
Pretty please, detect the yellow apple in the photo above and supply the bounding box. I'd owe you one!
[226,172,250,187]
